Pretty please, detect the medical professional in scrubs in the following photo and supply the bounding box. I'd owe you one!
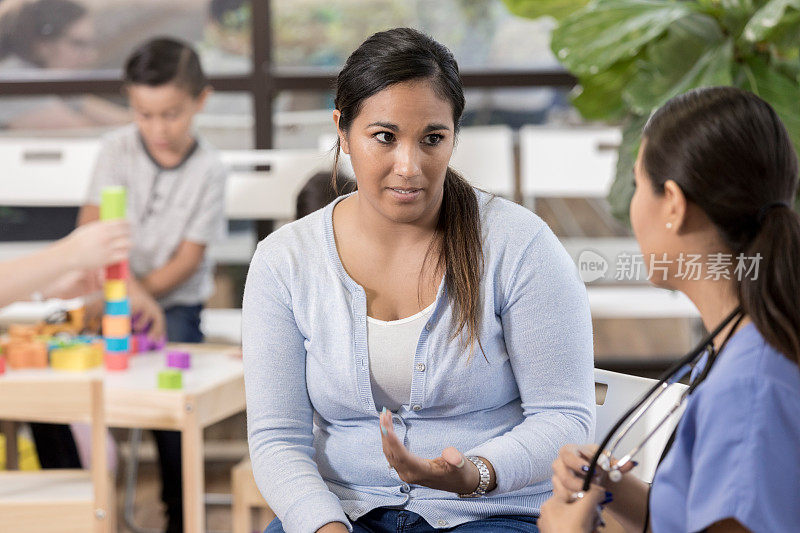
[538,87,800,533]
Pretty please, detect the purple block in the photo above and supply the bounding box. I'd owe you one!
[166,350,191,369]
[134,333,167,352]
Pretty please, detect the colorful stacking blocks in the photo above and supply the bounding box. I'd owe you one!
[157,369,183,390]
[166,350,191,369]
[0,355,5,375]
[51,344,103,371]
[101,186,131,371]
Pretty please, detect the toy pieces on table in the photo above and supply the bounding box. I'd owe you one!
[157,369,183,390]
[102,315,131,338]
[166,350,191,369]
[104,260,129,280]
[0,356,5,374]
[104,352,129,371]
[100,186,126,221]
[39,307,85,337]
[105,337,129,353]
[8,324,39,342]
[104,280,127,302]
[51,345,103,371]
[132,333,167,353]
[105,299,130,317]
[5,341,48,369]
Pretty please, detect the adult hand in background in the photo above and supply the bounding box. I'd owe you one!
[58,219,131,270]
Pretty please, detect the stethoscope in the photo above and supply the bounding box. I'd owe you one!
[581,305,745,493]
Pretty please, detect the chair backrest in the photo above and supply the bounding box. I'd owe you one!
[0,377,108,521]
[594,368,686,483]
[450,125,515,198]
[221,149,329,221]
[318,125,516,198]
[0,138,101,207]
[520,126,621,200]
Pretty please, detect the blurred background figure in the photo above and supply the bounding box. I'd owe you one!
[0,0,130,129]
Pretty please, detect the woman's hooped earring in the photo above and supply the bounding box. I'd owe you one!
[666,222,673,229]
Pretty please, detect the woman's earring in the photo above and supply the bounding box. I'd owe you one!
[666,222,673,229]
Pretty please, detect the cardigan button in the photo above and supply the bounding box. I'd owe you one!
[416,363,426,372]
[412,405,422,411]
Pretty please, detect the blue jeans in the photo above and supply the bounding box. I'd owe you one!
[164,303,204,343]
[265,507,539,533]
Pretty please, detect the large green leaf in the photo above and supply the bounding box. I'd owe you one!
[502,0,589,21]
[607,114,648,224]
[739,56,800,156]
[624,16,734,114]
[571,58,639,120]
[551,0,694,76]
[743,0,800,42]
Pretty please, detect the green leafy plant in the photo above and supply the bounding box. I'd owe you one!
[504,0,800,222]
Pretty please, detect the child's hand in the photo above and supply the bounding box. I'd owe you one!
[130,289,166,341]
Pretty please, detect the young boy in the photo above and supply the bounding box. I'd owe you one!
[78,37,227,533]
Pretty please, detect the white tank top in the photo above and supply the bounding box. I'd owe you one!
[367,301,435,412]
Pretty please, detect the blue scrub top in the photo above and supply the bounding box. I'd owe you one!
[650,322,800,532]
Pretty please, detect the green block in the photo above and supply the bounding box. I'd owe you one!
[101,186,126,220]
[157,369,183,390]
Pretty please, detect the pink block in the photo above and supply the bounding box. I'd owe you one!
[166,350,190,369]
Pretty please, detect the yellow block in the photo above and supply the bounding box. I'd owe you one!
[104,280,127,301]
[0,434,40,471]
[102,315,131,338]
[51,346,103,372]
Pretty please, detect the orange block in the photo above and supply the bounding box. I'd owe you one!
[102,315,131,338]
[8,324,39,342]
[6,341,48,369]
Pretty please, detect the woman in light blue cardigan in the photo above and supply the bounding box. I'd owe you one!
[242,27,595,533]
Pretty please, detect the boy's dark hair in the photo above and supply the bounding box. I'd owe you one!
[124,37,208,97]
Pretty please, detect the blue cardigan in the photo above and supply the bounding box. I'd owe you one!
[242,191,595,532]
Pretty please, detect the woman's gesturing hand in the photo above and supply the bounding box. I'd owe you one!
[379,407,494,495]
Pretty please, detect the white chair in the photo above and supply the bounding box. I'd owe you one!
[588,286,699,320]
[221,149,330,222]
[594,368,687,483]
[519,125,621,203]
[200,307,242,345]
[0,377,113,532]
[0,138,101,206]
[318,125,516,198]
[450,125,515,197]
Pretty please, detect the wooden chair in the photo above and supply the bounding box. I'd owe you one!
[0,377,114,532]
[232,458,274,533]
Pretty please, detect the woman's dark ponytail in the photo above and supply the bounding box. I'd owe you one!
[739,205,800,363]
